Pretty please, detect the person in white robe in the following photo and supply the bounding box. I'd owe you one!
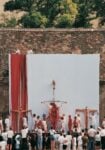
[5,115,11,131]
[22,116,28,128]
[89,112,98,129]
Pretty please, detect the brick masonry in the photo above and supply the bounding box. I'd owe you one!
[0,28,105,123]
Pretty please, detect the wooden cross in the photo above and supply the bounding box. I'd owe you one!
[75,106,98,129]
[11,107,31,132]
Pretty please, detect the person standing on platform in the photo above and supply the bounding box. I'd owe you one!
[76,114,81,133]
[5,115,11,131]
[42,117,47,133]
[22,116,28,128]
[89,112,98,129]
[73,116,78,131]
[68,115,72,133]
[32,114,37,130]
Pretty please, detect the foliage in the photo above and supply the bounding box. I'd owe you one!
[20,12,47,28]
[4,0,105,28]
[54,14,75,28]
[4,0,16,11]
[93,0,105,26]
[4,0,78,28]
[4,0,34,11]
[73,0,95,28]
[53,0,77,27]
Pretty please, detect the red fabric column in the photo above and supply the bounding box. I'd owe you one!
[10,54,27,132]
[21,55,28,111]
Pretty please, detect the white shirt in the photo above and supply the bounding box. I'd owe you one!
[72,137,76,146]
[0,141,6,150]
[21,128,28,138]
[23,117,28,127]
[66,135,72,144]
[63,137,68,145]
[2,132,8,142]
[5,118,10,126]
[49,129,56,135]
[78,135,82,145]
[102,120,105,128]
[95,134,101,141]
[7,130,14,138]
[58,135,64,144]
[88,128,96,137]
[100,129,105,137]
[90,114,97,127]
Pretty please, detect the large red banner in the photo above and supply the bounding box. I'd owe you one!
[10,54,27,132]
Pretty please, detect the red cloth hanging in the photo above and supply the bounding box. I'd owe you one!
[10,54,27,132]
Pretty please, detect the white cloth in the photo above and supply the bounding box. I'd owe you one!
[0,141,6,150]
[58,135,64,144]
[58,135,64,150]
[23,117,28,127]
[78,135,82,146]
[88,128,96,137]
[89,114,97,128]
[100,129,105,137]
[72,137,77,150]
[63,136,68,145]
[5,118,10,131]
[66,135,72,150]
[7,130,14,138]
[0,119,3,131]
[49,129,56,135]
[21,128,28,138]
[95,133,101,141]
[102,120,105,128]
[2,132,8,142]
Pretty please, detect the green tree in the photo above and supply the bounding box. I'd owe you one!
[73,0,96,28]
[4,0,35,11]
[20,11,47,28]
[4,0,78,28]
[94,0,105,26]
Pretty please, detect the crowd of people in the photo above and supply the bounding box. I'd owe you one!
[0,112,105,150]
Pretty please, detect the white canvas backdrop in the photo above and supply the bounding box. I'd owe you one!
[27,54,99,128]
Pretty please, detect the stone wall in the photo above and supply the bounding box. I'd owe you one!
[0,28,105,122]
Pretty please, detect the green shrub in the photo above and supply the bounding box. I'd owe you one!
[20,12,47,28]
[54,14,75,28]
